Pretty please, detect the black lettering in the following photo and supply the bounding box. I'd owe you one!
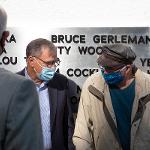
[107,35,114,44]
[10,57,17,65]
[51,35,57,43]
[89,69,99,75]
[57,46,64,55]
[147,59,150,66]
[2,56,9,65]
[64,46,71,55]
[73,35,79,43]
[138,36,145,44]
[146,36,150,44]
[2,48,6,54]
[58,35,65,43]
[77,85,81,94]
[67,68,99,77]
[101,35,107,43]
[82,69,89,77]
[67,68,73,77]
[78,46,88,55]
[6,34,16,43]
[65,35,72,43]
[93,35,100,43]
[140,58,147,66]
[51,34,86,44]
[80,35,86,43]
[88,47,95,55]
[9,34,16,43]
[114,35,121,43]
[96,47,103,55]
[74,68,81,77]
[121,35,127,43]
[128,36,137,44]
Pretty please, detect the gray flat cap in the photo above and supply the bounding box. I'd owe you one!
[97,44,136,66]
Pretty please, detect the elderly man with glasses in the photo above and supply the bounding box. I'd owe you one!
[17,38,75,150]
[73,44,150,150]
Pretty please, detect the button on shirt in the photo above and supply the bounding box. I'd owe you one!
[25,68,52,150]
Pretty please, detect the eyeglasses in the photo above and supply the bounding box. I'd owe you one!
[33,56,61,67]
[100,65,126,73]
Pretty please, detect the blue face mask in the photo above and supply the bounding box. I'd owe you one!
[34,58,56,81]
[38,67,56,81]
[101,66,126,85]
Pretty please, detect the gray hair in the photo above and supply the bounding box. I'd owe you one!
[0,6,7,39]
[26,38,57,58]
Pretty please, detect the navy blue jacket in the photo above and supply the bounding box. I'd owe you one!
[17,68,75,150]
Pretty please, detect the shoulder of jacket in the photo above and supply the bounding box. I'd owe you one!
[136,69,150,83]
[135,69,150,96]
[0,68,33,85]
[49,73,68,89]
[82,71,105,91]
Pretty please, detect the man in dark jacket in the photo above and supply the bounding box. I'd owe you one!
[0,6,44,150]
[17,38,75,150]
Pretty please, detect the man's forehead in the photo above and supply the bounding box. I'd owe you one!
[40,47,57,56]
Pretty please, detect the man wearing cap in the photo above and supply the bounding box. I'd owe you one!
[73,44,150,150]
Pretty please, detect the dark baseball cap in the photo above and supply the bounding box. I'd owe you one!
[97,44,136,66]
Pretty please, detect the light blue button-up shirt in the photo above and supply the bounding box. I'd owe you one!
[25,68,52,150]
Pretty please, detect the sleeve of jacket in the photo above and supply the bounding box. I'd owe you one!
[4,79,44,150]
[63,79,75,150]
[67,92,76,150]
[73,79,94,150]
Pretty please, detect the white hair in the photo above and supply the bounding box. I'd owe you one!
[0,6,7,39]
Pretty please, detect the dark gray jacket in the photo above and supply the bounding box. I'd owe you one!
[0,68,44,150]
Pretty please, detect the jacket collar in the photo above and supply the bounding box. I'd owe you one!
[89,69,150,125]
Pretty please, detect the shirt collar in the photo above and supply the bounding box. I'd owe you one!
[25,67,47,89]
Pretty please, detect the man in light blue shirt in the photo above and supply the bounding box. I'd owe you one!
[25,69,52,149]
[18,38,75,150]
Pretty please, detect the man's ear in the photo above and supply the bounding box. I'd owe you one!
[0,31,9,48]
[125,64,132,76]
[27,56,35,67]
[126,64,132,70]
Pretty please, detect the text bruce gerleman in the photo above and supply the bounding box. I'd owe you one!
[93,34,150,44]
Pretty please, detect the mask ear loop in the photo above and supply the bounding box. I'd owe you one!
[34,57,58,71]
[112,65,126,74]
[34,57,44,68]
[32,57,43,75]
[120,66,127,71]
